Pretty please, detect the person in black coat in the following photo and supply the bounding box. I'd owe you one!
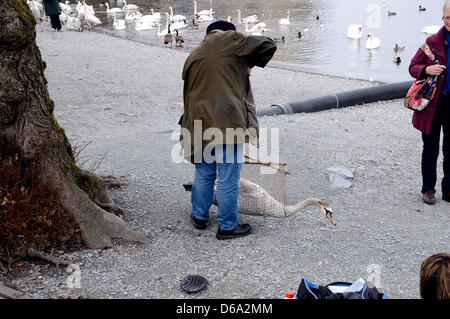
[43,0,62,31]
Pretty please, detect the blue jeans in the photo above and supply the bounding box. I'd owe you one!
[421,93,450,194]
[191,144,243,230]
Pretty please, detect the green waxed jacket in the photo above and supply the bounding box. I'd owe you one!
[181,30,277,162]
[42,0,61,16]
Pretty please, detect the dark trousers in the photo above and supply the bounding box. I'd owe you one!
[421,93,450,194]
[49,14,62,30]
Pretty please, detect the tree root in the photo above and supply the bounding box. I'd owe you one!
[27,248,72,268]
[99,174,128,189]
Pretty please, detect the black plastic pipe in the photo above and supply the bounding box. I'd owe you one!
[256,80,413,117]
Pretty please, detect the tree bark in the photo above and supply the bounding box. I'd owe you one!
[0,0,148,249]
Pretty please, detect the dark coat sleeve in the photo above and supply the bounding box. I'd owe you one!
[235,35,277,68]
[409,48,428,80]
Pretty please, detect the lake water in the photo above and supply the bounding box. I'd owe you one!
[79,0,446,83]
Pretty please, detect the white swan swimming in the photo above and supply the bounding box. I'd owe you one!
[105,2,123,13]
[366,32,380,49]
[194,0,214,17]
[197,12,213,22]
[347,24,362,39]
[237,9,258,24]
[421,25,441,34]
[279,11,290,25]
[169,6,186,22]
[122,0,138,11]
[244,21,268,35]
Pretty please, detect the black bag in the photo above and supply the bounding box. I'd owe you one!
[296,278,387,299]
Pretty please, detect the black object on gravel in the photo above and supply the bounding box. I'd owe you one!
[180,275,208,293]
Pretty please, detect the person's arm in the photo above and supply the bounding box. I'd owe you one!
[235,34,277,69]
[409,47,446,79]
[409,48,428,80]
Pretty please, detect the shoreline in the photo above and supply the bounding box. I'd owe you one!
[1,24,448,299]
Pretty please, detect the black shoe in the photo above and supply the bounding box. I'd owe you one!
[216,223,252,240]
[442,192,450,202]
[191,214,208,230]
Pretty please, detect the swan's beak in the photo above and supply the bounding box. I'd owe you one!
[324,208,336,226]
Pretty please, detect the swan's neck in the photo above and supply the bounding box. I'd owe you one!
[194,1,197,15]
[284,198,319,216]
[237,9,241,23]
[169,6,173,17]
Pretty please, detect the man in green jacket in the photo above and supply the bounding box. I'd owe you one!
[181,20,276,239]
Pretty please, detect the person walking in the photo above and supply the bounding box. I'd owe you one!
[409,0,450,204]
[43,0,62,31]
[180,20,277,239]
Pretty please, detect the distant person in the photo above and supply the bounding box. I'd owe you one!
[420,253,450,299]
[43,0,62,31]
[180,20,276,239]
[409,0,450,204]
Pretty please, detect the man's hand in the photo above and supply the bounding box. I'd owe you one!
[426,64,446,76]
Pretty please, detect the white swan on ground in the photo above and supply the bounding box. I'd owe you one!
[149,9,162,21]
[66,15,83,31]
[113,15,126,30]
[80,2,101,27]
[237,9,258,24]
[125,7,139,21]
[154,13,170,36]
[366,32,380,49]
[347,24,362,39]
[170,20,187,32]
[279,11,290,25]
[81,0,94,15]
[29,0,41,21]
[421,25,441,34]
[156,22,169,36]
[105,2,123,13]
[135,15,156,30]
[59,1,72,14]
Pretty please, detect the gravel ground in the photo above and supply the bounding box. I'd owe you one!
[2,24,449,299]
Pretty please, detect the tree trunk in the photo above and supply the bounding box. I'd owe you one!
[0,0,148,250]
